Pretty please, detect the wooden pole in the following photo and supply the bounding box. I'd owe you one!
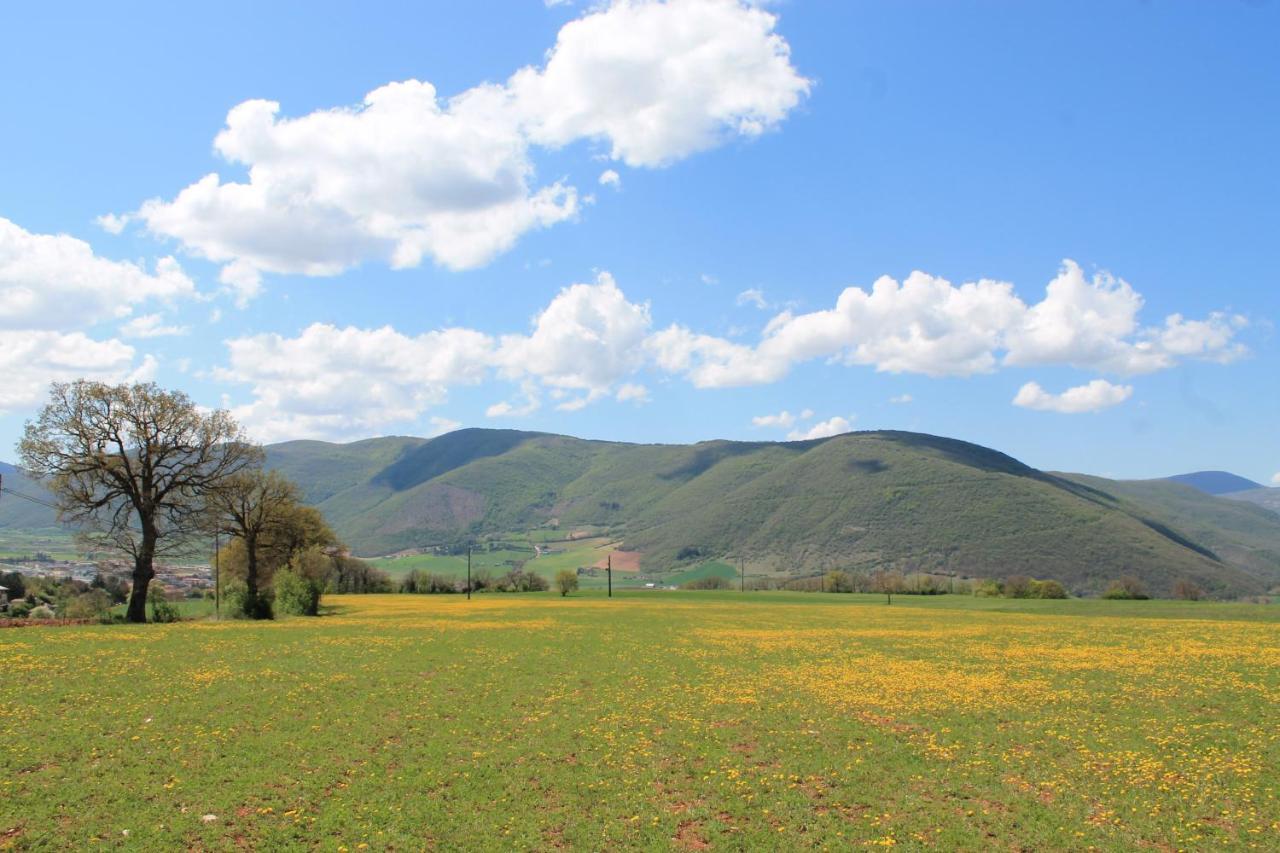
[607,553,612,598]
[214,533,220,620]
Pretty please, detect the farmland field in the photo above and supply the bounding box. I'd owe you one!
[2,593,1278,850]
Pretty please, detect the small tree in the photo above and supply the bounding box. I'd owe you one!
[555,569,578,597]
[204,470,329,618]
[871,570,905,604]
[20,381,260,622]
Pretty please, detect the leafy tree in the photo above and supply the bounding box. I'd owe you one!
[204,470,331,618]
[824,570,854,593]
[19,381,259,622]
[1103,576,1149,600]
[0,571,26,601]
[555,569,578,597]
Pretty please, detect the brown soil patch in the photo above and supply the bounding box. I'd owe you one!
[674,821,710,850]
[592,549,641,572]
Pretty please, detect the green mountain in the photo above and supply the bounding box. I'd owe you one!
[6,428,1280,597]
[262,428,1280,598]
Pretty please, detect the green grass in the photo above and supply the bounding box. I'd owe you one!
[2,593,1277,849]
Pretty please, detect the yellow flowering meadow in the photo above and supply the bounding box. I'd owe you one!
[1,592,1276,850]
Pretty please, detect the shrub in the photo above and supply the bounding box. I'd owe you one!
[64,589,113,620]
[220,580,272,619]
[1003,575,1034,599]
[1030,579,1068,599]
[555,570,579,597]
[972,579,1002,597]
[148,587,181,623]
[1103,576,1149,600]
[681,575,732,590]
[274,568,322,616]
[29,605,56,620]
[7,600,32,618]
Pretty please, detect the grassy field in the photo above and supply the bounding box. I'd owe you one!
[2,593,1277,849]
[365,536,635,587]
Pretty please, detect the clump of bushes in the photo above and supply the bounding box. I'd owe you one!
[148,586,181,623]
[680,575,733,590]
[974,576,1069,599]
[1102,576,1149,600]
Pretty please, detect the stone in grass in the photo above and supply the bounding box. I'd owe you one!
[202,815,218,823]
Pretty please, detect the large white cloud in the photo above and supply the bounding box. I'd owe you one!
[218,273,657,440]
[0,217,195,331]
[217,323,494,442]
[0,331,156,414]
[651,260,1245,387]
[1012,379,1133,414]
[211,263,1244,441]
[511,0,810,167]
[495,272,651,406]
[131,0,809,293]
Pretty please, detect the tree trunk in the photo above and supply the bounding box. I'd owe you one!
[126,547,155,623]
[244,533,261,618]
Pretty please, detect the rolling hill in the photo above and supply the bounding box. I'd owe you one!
[5,429,1280,597]
[261,428,1280,598]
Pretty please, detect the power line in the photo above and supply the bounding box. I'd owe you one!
[0,485,61,511]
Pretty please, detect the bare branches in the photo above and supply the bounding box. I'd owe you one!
[19,380,264,622]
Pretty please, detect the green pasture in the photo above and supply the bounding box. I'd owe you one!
[2,592,1277,850]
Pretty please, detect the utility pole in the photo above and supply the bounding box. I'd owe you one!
[214,532,221,620]
[467,545,472,601]
[740,555,745,592]
[607,553,612,598]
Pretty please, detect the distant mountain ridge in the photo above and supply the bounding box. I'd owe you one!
[5,429,1280,597]
[1165,470,1264,495]
[258,428,1280,598]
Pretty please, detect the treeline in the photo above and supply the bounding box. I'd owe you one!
[398,566,548,594]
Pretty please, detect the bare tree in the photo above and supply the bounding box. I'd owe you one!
[19,381,261,622]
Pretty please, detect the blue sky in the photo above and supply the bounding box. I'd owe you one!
[1,0,1276,483]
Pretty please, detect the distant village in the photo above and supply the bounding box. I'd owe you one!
[0,554,213,598]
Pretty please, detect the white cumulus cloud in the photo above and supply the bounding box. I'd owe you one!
[598,169,621,188]
[129,0,808,295]
[0,331,155,414]
[751,408,811,429]
[217,323,493,442]
[1012,379,1133,414]
[0,217,196,331]
[496,272,651,398]
[652,260,1246,387]
[787,415,853,441]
